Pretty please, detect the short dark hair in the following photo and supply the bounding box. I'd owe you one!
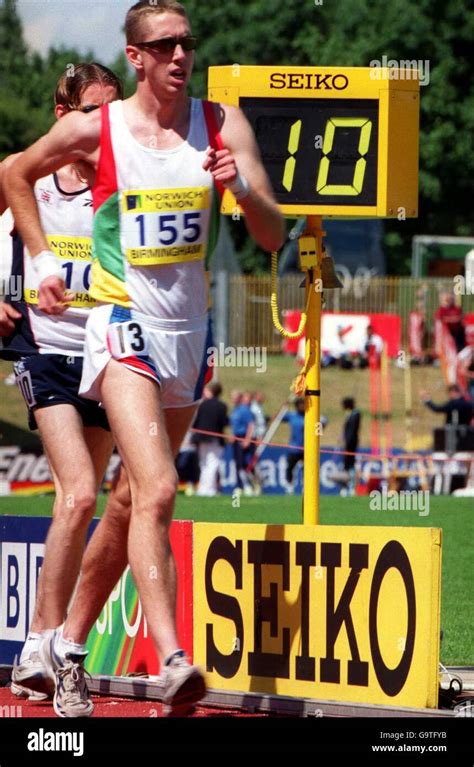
[342,397,355,409]
[54,63,123,109]
[208,381,223,398]
[126,0,188,44]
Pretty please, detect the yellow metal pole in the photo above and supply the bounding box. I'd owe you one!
[301,215,324,525]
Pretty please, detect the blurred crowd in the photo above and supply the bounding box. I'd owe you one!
[176,385,268,497]
[322,324,384,370]
[175,384,352,497]
[433,292,474,401]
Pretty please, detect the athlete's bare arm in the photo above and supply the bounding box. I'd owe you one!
[5,112,101,315]
[0,155,23,332]
[204,104,286,253]
[0,153,22,215]
[5,111,100,256]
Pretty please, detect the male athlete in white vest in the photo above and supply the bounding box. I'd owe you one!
[6,0,285,716]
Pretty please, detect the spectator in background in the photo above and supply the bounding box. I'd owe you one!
[250,391,267,441]
[458,338,474,400]
[192,382,228,497]
[175,429,200,496]
[230,390,255,495]
[435,292,465,353]
[358,325,384,368]
[420,384,473,425]
[283,397,305,493]
[322,325,353,369]
[341,397,361,495]
[247,391,267,494]
[282,397,328,493]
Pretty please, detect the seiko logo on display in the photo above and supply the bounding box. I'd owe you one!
[270,72,349,91]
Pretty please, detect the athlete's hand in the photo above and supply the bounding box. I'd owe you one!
[38,276,74,315]
[203,147,239,188]
[0,302,21,335]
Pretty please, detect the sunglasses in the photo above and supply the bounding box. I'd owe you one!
[77,104,101,113]
[133,35,197,54]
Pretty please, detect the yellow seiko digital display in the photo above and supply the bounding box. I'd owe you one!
[208,66,420,218]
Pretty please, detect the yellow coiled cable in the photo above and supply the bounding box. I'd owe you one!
[270,250,310,395]
[270,250,309,338]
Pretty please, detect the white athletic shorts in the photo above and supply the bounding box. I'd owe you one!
[79,304,213,408]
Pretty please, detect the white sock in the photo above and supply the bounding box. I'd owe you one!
[53,625,88,664]
[19,632,43,663]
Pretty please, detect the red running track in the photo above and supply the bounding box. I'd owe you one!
[0,687,273,718]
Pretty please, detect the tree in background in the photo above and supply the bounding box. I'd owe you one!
[186,0,474,274]
[0,0,135,155]
[1,0,473,274]
[0,0,39,151]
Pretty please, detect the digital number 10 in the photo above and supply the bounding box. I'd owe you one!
[282,117,373,196]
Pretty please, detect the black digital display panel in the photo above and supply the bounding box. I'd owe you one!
[240,97,379,207]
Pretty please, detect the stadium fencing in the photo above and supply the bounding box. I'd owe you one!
[223,275,474,352]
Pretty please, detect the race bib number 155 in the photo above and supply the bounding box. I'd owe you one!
[121,186,210,266]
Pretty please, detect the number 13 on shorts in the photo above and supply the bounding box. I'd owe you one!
[107,321,149,360]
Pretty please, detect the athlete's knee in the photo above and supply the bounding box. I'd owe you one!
[133,474,178,521]
[153,475,178,511]
[54,489,97,528]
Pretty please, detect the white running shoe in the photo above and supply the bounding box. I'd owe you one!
[10,682,49,701]
[40,629,93,718]
[11,653,53,698]
[160,651,206,716]
[53,659,93,718]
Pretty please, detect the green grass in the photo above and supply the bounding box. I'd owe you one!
[1,494,472,665]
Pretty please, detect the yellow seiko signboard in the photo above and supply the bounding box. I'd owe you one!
[208,66,419,218]
[194,524,441,709]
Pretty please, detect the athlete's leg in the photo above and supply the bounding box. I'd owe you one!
[40,388,198,716]
[83,426,115,489]
[29,405,113,631]
[164,406,198,456]
[61,462,131,643]
[56,403,195,645]
[99,360,196,662]
[38,373,200,715]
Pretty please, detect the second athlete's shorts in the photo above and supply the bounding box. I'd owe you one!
[13,354,110,431]
[80,304,213,409]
